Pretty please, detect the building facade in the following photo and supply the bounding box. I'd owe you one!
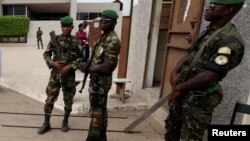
[126,0,250,125]
[1,0,249,126]
[0,0,121,47]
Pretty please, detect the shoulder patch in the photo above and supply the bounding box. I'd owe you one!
[106,36,112,43]
[217,46,231,55]
[98,47,103,54]
[214,55,228,65]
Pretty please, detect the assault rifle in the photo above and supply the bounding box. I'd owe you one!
[49,31,63,84]
[78,42,98,93]
[79,34,109,93]
[49,31,60,60]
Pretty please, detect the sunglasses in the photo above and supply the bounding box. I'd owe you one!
[61,25,72,28]
[100,17,115,23]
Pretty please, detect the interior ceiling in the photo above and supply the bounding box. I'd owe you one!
[27,3,69,13]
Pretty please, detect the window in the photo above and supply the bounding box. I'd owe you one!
[77,13,88,20]
[89,13,99,20]
[3,6,14,15]
[14,5,26,15]
[77,12,101,20]
[3,5,26,16]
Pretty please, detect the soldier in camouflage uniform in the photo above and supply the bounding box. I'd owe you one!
[165,0,245,141]
[82,9,121,141]
[37,16,83,134]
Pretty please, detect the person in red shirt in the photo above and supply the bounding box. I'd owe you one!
[75,21,89,61]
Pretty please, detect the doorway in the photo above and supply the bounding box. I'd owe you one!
[144,0,173,90]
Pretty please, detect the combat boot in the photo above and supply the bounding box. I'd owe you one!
[86,135,95,141]
[85,135,107,141]
[61,114,69,132]
[37,114,51,134]
[100,128,107,141]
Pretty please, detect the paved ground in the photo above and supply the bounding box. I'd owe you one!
[0,47,165,140]
[0,47,148,114]
[0,85,165,141]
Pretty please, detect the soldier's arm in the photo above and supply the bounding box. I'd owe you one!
[175,37,244,92]
[170,53,188,89]
[43,40,54,69]
[89,36,120,75]
[174,70,219,92]
[89,60,115,75]
[171,54,187,75]
[70,39,84,70]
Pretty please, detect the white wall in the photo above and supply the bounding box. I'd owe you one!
[127,0,167,125]
[28,19,122,48]
[0,0,2,16]
[77,3,122,39]
[1,0,71,4]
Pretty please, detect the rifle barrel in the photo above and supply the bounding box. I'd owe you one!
[79,73,88,93]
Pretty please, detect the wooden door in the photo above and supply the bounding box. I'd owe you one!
[160,0,204,97]
[88,20,102,48]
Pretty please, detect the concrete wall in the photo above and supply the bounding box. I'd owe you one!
[0,0,2,16]
[70,0,77,20]
[0,1,122,48]
[77,3,122,39]
[1,0,71,4]
[77,3,120,12]
[127,0,250,126]
[200,0,250,125]
[126,0,168,125]
[127,0,153,91]
[25,19,121,48]
[0,21,87,48]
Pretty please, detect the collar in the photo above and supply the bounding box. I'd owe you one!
[207,22,232,30]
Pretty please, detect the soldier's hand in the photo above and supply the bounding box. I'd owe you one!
[59,65,71,76]
[168,91,181,107]
[170,72,180,89]
[80,62,89,73]
[52,61,64,70]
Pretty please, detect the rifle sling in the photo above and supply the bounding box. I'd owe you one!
[183,23,230,79]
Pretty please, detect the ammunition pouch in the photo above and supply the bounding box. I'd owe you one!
[187,84,222,111]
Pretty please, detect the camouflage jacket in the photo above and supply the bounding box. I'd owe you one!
[43,34,83,71]
[90,30,121,88]
[179,22,244,89]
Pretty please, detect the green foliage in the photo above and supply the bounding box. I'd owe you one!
[0,16,30,37]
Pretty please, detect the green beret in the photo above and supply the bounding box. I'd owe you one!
[210,0,245,5]
[60,16,73,25]
[101,9,119,20]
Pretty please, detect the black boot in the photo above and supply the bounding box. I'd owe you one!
[85,133,107,141]
[86,135,95,141]
[100,128,107,141]
[37,114,51,134]
[61,114,69,132]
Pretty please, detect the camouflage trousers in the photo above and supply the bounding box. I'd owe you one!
[44,70,76,115]
[165,91,223,141]
[87,84,110,140]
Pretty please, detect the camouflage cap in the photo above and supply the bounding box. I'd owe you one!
[101,9,119,20]
[210,0,245,5]
[60,16,73,25]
